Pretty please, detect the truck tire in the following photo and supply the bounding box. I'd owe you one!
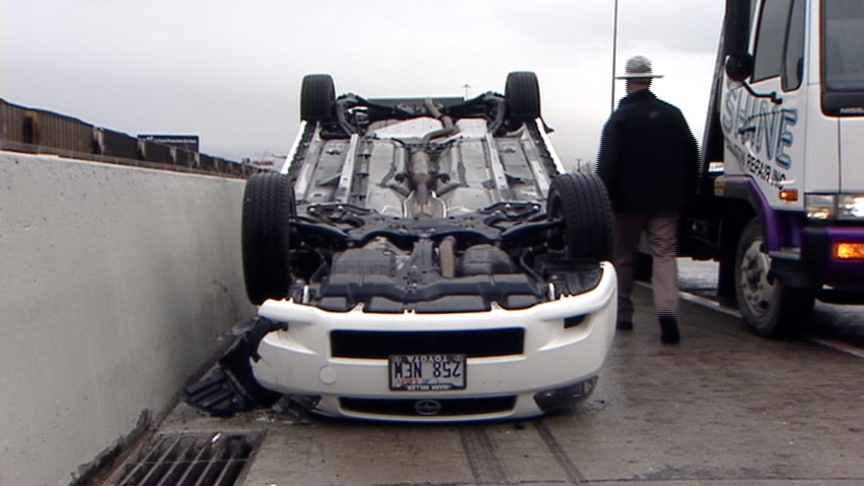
[734,218,815,337]
[242,173,295,305]
[301,74,335,122]
[505,71,541,122]
[547,172,614,262]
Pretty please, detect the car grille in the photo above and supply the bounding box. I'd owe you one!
[340,396,517,417]
[330,328,524,358]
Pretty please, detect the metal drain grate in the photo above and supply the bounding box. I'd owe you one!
[104,431,264,486]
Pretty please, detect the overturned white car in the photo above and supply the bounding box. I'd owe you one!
[187,72,617,422]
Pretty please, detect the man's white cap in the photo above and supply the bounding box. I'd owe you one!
[616,55,664,79]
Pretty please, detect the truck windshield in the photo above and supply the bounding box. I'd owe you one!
[824,0,864,91]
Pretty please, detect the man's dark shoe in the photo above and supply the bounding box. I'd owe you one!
[659,316,680,344]
[616,320,633,331]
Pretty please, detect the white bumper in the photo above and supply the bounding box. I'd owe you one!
[252,262,617,421]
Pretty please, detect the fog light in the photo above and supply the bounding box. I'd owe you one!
[533,377,597,412]
[835,242,864,261]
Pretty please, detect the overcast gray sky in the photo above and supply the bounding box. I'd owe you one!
[2,0,724,167]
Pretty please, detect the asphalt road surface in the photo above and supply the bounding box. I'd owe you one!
[133,277,864,486]
[677,258,864,355]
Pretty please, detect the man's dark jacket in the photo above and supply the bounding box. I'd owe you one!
[596,89,699,213]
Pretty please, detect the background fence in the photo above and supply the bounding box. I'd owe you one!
[0,98,262,178]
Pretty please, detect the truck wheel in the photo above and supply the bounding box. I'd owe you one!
[547,172,614,262]
[505,71,541,122]
[242,173,295,305]
[734,218,815,337]
[300,74,335,122]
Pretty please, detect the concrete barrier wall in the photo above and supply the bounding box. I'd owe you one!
[0,152,257,486]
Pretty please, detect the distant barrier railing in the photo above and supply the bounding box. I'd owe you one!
[0,98,264,178]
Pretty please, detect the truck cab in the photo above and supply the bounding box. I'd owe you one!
[691,0,864,336]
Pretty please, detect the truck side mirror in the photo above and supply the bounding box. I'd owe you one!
[722,0,753,82]
[725,54,754,82]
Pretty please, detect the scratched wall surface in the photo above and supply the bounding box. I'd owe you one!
[0,152,256,486]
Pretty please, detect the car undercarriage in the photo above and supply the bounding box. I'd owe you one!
[185,72,618,421]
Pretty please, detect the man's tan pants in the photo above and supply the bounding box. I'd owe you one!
[613,210,681,323]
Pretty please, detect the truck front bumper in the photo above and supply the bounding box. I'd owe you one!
[801,226,864,293]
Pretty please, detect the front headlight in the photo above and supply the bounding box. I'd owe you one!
[806,194,864,220]
[805,194,837,220]
[838,195,864,220]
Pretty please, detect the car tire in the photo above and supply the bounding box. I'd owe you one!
[547,172,614,262]
[734,217,815,337]
[300,74,335,122]
[242,173,295,305]
[505,71,541,122]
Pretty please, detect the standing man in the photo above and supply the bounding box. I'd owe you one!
[596,55,699,344]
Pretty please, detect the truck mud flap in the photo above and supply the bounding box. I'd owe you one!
[183,318,284,417]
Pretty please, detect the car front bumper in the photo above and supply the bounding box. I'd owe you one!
[251,262,617,422]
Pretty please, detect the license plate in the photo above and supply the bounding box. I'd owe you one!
[389,354,466,391]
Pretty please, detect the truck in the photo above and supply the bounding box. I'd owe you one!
[684,0,864,337]
[185,72,618,421]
